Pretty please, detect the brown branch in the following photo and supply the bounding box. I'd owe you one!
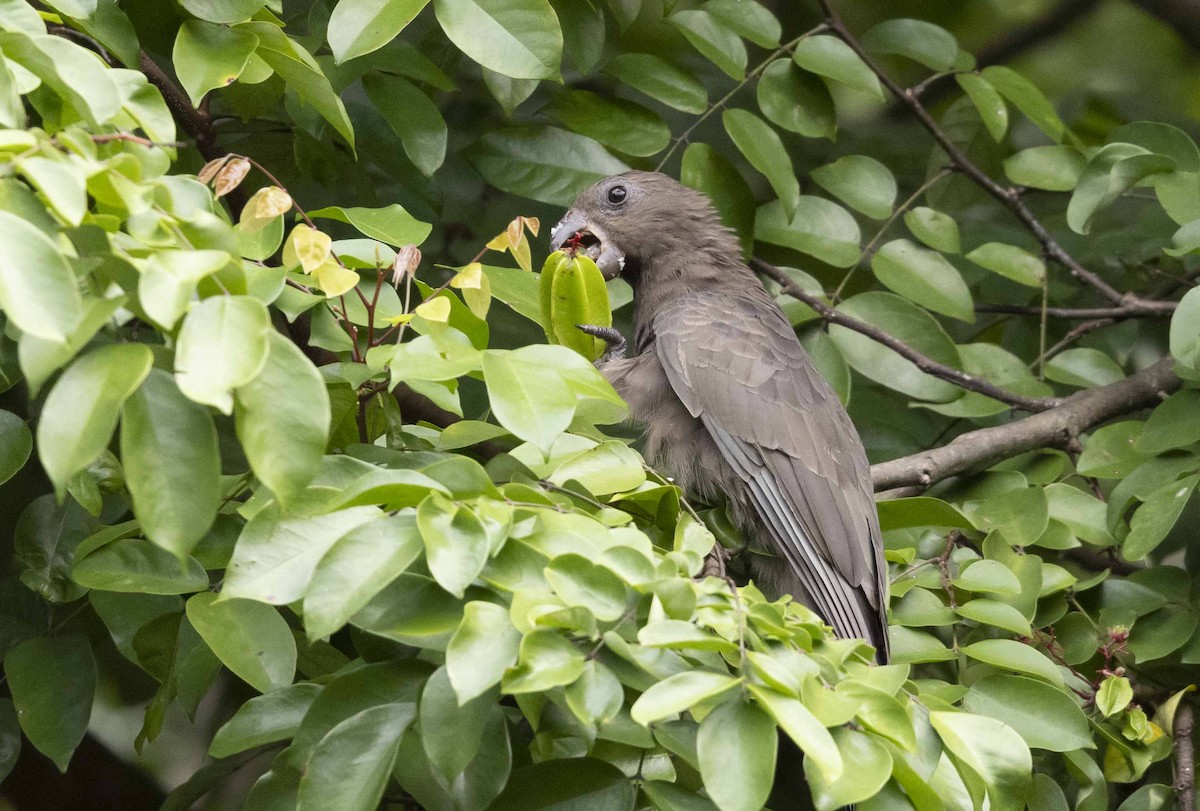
[816,0,1174,316]
[1177,701,1196,811]
[753,258,1062,412]
[976,302,1172,319]
[870,357,1180,491]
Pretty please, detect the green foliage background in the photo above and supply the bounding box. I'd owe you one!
[0,1,1199,809]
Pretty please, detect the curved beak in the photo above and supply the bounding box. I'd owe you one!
[549,209,625,280]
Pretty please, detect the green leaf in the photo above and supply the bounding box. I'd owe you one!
[490,757,635,811]
[969,486,1048,546]
[681,143,755,258]
[960,639,1063,687]
[980,66,1066,141]
[187,592,296,693]
[698,699,776,811]
[1129,604,1197,660]
[0,209,82,343]
[234,332,330,506]
[0,699,18,783]
[956,599,1032,636]
[14,495,93,603]
[121,370,220,559]
[545,89,670,157]
[605,53,706,114]
[723,108,799,219]
[174,295,271,414]
[1067,143,1172,234]
[1171,287,1200,370]
[417,492,489,598]
[309,203,431,246]
[792,34,883,100]
[447,601,521,703]
[483,346,577,453]
[72,539,208,594]
[956,73,1007,141]
[747,685,841,783]
[963,674,1092,752]
[811,155,896,219]
[363,74,447,176]
[0,409,31,486]
[804,728,891,811]
[930,711,1031,811]
[328,0,429,63]
[4,635,95,772]
[502,630,585,693]
[1123,474,1198,560]
[469,125,629,206]
[18,156,86,226]
[419,666,494,780]
[1110,121,1200,171]
[0,32,121,126]
[1095,676,1133,718]
[297,703,415,811]
[955,560,1021,596]
[37,343,152,496]
[173,20,258,106]
[756,59,835,140]
[704,0,778,47]
[754,197,860,268]
[1044,347,1124,388]
[965,242,1045,288]
[876,497,972,531]
[209,682,321,757]
[1078,421,1149,478]
[304,514,423,640]
[861,18,958,71]
[180,0,267,23]
[669,9,746,79]
[829,292,962,402]
[904,206,961,253]
[241,23,355,148]
[1137,390,1200,454]
[871,239,974,322]
[433,0,562,80]
[545,553,628,621]
[138,250,232,331]
[1003,145,1085,191]
[224,505,379,605]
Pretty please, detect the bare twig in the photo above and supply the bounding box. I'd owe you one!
[754,258,1061,412]
[655,24,828,171]
[870,357,1180,491]
[976,302,1173,319]
[815,0,1174,316]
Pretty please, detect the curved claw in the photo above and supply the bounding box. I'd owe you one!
[576,324,627,364]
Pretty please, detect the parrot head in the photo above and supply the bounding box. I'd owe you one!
[549,171,736,281]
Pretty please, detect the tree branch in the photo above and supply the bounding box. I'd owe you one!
[869,357,1180,491]
[976,302,1173,319]
[1176,701,1196,811]
[752,258,1062,412]
[816,0,1175,316]
[910,0,1100,108]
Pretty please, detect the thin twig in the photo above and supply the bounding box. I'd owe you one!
[655,24,828,171]
[975,303,1173,319]
[754,258,1061,411]
[816,0,1174,315]
[833,166,953,300]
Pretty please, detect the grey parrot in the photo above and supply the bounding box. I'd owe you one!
[550,171,889,664]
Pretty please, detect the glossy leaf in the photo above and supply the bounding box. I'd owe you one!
[871,239,974,322]
[697,699,776,811]
[792,34,883,100]
[174,295,271,414]
[329,0,430,63]
[434,0,563,80]
[723,108,799,219]
[187,592,296,693]
[810,155,896,219]
[4,635,95,772]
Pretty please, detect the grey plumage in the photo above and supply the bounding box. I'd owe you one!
[550,171,889,663]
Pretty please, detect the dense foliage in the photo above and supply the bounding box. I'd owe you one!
[1,0,1199,809]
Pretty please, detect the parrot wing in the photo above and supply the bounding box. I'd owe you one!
[654,289,888,659]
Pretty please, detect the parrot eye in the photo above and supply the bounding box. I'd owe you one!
[606,185,628,206]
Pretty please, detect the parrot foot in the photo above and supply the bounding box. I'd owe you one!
[701,543,732,581]
[576,324,627,364]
